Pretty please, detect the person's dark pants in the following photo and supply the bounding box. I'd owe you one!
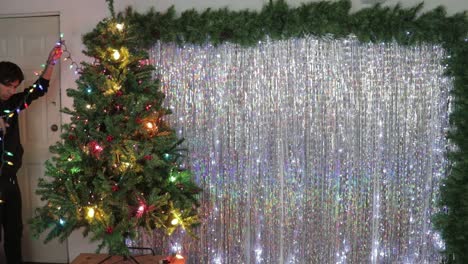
[0,175,23,264]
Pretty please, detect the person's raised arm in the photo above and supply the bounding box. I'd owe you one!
[41,43,63,80]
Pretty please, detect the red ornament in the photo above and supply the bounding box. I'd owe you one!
[135,117,142,124]
[144,155,153,160]
[68,134,76,140]
[105,226,113,234]
[112,184,119,192]
[116,90,123,97]
[88,140,104,158]
[106,135,114,142]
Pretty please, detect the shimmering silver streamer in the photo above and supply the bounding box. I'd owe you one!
[148,36,451,263]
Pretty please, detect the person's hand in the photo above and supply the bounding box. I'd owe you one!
[0,117,9,136]
[41,42,63,80]
[47,42,63,66]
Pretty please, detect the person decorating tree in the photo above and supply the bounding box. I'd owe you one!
[0,43,62,264]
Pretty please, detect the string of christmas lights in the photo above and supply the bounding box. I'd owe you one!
[60,38,83,74]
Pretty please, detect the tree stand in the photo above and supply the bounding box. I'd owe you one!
[97,246,155,264]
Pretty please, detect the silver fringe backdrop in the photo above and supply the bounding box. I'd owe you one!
[148,36,451,263]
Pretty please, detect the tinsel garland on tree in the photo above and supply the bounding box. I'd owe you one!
[30,0,467,261]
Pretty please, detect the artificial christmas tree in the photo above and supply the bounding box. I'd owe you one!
[29,0,201,257]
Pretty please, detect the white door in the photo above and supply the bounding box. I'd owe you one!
[0,15,68,263]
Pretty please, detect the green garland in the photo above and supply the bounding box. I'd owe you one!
[102,0,468,262]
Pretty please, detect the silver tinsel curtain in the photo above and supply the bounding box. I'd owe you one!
[148,36,451,263]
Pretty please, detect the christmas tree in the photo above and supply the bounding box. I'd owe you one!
[29,1,201,256]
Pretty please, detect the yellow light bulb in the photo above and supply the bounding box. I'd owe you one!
[87,207,95,218]
[112,49,121,60]
[146,122,154,129]
[116,23,124,31]
[171,218,179,225]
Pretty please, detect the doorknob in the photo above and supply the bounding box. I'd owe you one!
[51,124,59,132]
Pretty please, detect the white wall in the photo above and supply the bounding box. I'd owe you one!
[1,0,467,262]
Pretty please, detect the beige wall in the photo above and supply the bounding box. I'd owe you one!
[1,0,467,261]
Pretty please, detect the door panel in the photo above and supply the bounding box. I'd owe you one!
[0,15,67,263]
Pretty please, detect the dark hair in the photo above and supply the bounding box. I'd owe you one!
[0,61,24,86]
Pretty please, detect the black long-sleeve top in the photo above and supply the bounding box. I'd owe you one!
[0,77,49,176]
